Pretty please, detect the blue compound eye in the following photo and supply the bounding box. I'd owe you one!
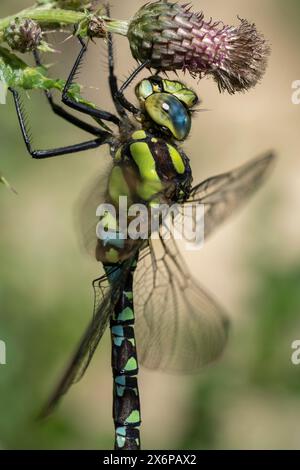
[144,93,191,141]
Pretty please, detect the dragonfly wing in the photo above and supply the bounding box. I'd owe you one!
[134,233,229,373]
[40,265,128,418]
[134,153,275,372]
[75,164,112,258]
[183,152,275,240]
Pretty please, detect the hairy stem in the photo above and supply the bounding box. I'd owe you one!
[0,7,129,42]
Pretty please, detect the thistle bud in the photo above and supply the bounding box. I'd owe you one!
[87,16,107,38]
[127,1,270,94]
[4,18,43,53]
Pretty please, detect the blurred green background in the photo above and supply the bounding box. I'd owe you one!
[1,0,300,450]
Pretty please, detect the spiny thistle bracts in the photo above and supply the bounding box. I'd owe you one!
[128,1,270,94]
[4,18,43,53]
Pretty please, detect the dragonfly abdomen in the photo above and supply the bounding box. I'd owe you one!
[105,259,141,450]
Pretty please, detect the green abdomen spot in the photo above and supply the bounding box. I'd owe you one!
[126,410,140,425]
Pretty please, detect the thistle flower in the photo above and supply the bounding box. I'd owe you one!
[127,1,270,94]
[4,18,43,53]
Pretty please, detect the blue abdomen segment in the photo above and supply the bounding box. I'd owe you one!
[105,258,141,450]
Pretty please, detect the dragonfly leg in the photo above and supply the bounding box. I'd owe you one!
[33,50,104,137]
[115,61,151,115]
[9,87,110,159]
[62,37,120,126]
[105,5,128,119]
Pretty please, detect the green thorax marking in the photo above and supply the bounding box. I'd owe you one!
[130,141,161,182]
[166,144,185,174]
[108,166,132,205]
[111,130,192,203]
[115,131,188,178]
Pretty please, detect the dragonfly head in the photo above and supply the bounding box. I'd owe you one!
[135,77,199,141]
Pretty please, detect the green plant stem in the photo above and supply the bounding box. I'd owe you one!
[0,7,129,42]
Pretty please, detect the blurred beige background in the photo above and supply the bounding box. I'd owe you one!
[0,0,300,450]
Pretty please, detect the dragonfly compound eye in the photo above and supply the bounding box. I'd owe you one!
[144,93,191,141]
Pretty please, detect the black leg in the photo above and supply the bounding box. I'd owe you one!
[33,50,104,137]
[62,37,120,126]
[107,34,127,119]
[10,88,111,159]
[115,61,151,115]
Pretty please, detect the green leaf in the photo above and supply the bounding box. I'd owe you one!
[0,46,95,108]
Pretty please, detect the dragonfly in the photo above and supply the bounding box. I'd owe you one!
[9,14,275,450]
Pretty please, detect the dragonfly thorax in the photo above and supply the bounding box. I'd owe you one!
[112,129,192,204]
[95,80,197,265]
[95,130,192,264]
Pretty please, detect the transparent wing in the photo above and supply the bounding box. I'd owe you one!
[133,153,275,372]
[55,153,274,396]
[40,263,131,418]
[190,152,276,238]
[134,231,229,373]
[74,163,112,258]
[177,152,275,240]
